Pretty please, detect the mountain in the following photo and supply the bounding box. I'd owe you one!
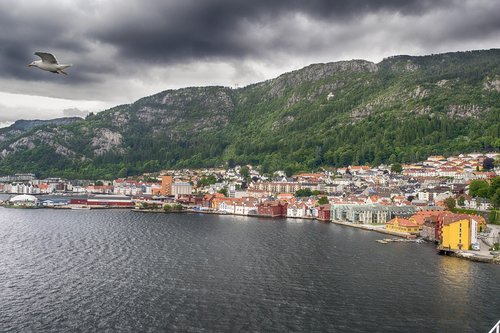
[0,49,499,179]
[0,117,83,150]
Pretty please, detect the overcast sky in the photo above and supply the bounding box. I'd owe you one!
[0,0,498,126]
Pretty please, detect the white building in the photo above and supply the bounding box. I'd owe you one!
[8,194,38,207]
[172,182,192,196]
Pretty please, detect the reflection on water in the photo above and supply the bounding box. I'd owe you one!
[0,207,499,332]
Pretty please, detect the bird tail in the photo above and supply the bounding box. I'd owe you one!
[58,64,72,75]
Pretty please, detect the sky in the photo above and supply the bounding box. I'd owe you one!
[0,0,499,127]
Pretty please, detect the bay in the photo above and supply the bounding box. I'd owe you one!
[0,207,499,332]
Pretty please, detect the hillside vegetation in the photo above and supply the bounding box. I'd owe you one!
[0,49,499,179]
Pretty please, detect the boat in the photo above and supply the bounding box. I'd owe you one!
[376,240,388,244]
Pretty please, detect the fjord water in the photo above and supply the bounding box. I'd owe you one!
[0,208,499,332]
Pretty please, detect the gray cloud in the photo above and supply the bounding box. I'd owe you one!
[62,108,88,118]
[0,104,61,122]
[0,0,498,122]
[90,0,456,64]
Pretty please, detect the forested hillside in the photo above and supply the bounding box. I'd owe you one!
[0,49,498,179]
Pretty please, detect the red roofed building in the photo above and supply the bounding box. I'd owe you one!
[317,204,331,222]
[258,201,288,217]
[385,217,420,234]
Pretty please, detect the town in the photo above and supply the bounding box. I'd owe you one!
[1,152,499,262]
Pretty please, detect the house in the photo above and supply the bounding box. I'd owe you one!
[287,202,308,218]
[234,198,258,215]
[385,217,420,234]
[317,204,331,222]
[408,210,444,231]
[463,197,492,211]
[258,201,287,217]
[420,215,439,242]
[113,179,142,195]
[440,214,472,250]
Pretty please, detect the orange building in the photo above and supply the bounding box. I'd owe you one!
[161,176,173,196]
[385,217,420,234]
[408,210,445,230]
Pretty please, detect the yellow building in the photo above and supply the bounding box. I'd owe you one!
[441,215,470,250]
[385,217,420,234]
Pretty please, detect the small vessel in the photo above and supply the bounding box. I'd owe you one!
[376,240,388,244]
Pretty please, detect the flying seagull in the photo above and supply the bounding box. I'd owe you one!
[28,52,72,75]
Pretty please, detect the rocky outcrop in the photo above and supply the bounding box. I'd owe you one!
[266,60,377,98]
[445,104,488,118]
[483,77,500,92]
[91,128,125,156]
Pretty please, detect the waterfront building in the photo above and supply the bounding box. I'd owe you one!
[441,215,472,250]
[420,216,439,241]
[331,204,417,224]
[7,194,39,207]
[317,204,331,221]
[234,198,258,215]
[287,202,308,218]
[385,217,419,234]
[257,201,287,217]
[74,195,134,208]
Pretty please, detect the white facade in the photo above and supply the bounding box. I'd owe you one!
[172,182,192,196]
[287,204,307,218]
[471,219,478,245]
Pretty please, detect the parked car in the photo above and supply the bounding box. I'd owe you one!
[471,243,480,251]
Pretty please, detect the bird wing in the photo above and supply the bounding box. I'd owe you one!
[34,52,58,64]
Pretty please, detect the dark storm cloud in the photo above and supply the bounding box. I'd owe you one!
[1,0,499,79]
[0,0,498,111]
[0,3,86,80]
[91,0,455,63]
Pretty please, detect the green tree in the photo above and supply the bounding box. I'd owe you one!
[491,189,500,209]
[317,196,329,205]
[482,157,494,171]
[457,196,465,207]
[239,166,250,179]
[218,187,228,197]
[227,158,236,168]
[444,197,456,211]
[143,160,161,173]
[469,180,490,198]
[489,210,499,224]
[391,163,403,174]
[163,204,172,212]
[295,188,313,197]
[489,177,500,197]
[198,175,217,187]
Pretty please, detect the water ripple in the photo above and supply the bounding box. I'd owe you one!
[0,208,499,332]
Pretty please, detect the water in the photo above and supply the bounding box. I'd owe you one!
[0,207,499,332]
